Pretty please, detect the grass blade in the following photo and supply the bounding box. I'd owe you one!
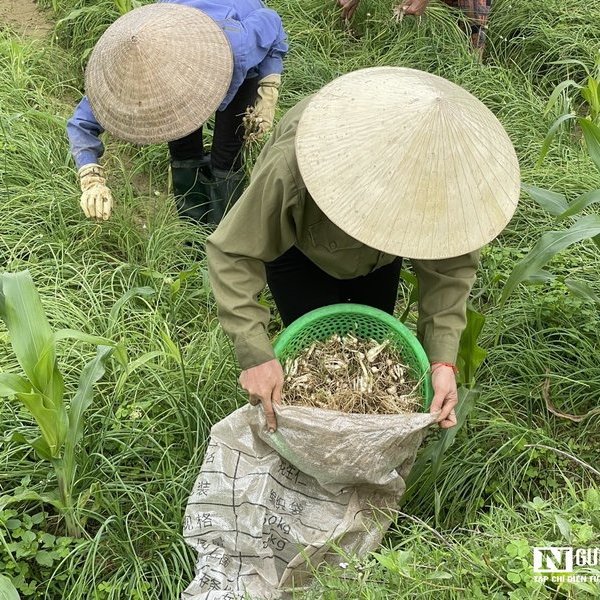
[544,79,579,116]
[536,113,576,167]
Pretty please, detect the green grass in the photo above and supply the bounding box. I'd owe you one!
[1,0,600,598]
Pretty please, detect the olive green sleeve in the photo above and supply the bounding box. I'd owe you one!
[205,148,303,370]
[411,250,480,364]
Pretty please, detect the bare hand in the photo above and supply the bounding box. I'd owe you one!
[429,365,458,428]
[338,0,361,20]
[399,0,430,17]
[239,359,284,432]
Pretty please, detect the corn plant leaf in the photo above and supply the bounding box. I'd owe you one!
[524,269,555,283]
[0,574,20,600]
[564,278,600,303]
[16,391,67,458]
[456,307,487,387]
[0,373,31,396]
[55,6,103,27]
[500,215,600,306]
[0,271,64,411]
[579,118,600,174]
[557,189,600,220]
[521,184,568,216]
[0,271,59,396]
[67,346,113,449]
[10,432,53,461]
[581,76,600,122]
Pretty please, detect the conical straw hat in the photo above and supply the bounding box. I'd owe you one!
[85,3,233,144]
[295,67,520,259]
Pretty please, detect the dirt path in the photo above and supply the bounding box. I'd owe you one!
[0,0,53,38]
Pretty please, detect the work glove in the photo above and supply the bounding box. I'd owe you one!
[78,163,113,221]
[243,73,281,142]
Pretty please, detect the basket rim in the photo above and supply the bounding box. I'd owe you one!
[273,303,433,410]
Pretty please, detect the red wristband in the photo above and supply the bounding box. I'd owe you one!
[430,361,459,374]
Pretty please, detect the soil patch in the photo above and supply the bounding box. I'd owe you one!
[0,0,53,39]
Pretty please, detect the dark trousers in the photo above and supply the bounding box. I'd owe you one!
[168,77,259,172]
[265,245,403,326]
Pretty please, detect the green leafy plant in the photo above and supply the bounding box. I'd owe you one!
[0,271,124,537]
[0,492,79,598]
[499,185,600,309]
[539,59,600,167]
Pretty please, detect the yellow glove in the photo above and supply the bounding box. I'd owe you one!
[243,73,281,141]
[78,163,113,221]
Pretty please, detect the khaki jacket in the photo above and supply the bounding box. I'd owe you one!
[207,97,479,370]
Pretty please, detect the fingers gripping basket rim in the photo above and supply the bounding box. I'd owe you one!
[273,303,433,410]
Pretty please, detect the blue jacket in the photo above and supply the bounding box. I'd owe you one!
[67,0,288,169]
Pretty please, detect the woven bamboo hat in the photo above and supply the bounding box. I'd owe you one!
[295,67,520,259]
[84,3,233,144]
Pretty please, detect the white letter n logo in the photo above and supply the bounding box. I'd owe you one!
[533,547,574,573]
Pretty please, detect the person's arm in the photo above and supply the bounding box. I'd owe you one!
[67,97,114,220]
[412,250,480,428]
[206,147,301,369]
[206,145,303,429]
[67,96,105,170]
[239,8,288,139]
[240,8,288,81]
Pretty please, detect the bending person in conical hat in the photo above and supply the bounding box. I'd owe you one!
[67,0,288,223]
[206,67,520,432]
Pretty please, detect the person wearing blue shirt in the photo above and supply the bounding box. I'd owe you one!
[67,0,288,223]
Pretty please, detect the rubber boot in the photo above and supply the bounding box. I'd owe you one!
[207,167,246,225]
[171,157,214,223]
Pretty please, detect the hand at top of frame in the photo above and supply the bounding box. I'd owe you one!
[338,0,361,20]
[395,0,430,19]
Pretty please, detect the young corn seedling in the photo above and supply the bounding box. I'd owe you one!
[539,59,600,167]
[0,271,125,537]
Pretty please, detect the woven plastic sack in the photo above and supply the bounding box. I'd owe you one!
[182,403,436,599]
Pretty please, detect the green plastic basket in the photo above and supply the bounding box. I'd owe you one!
[273,303,433,410]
